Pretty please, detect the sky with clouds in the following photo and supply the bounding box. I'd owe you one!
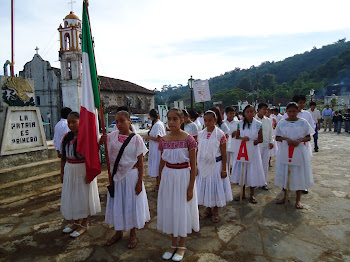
[0,0,349,90]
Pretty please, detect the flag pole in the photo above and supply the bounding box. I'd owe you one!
[83,0,112,185]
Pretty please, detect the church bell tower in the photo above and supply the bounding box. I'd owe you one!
[58,11,82,112]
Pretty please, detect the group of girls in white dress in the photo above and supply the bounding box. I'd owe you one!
[59,100,314,261]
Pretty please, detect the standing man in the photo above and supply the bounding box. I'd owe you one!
[322,105,333,131]
[308,102,321,152]
[53,107,72,158]
[255,103,274,190]
[343,109,350,133]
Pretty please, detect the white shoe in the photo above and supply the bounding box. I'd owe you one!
[172,247,186,261]
[70,224,88,238]
[62,223,80,233]
[162,246,177,260]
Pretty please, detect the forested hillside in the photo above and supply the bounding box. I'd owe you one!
[155,39,350,109]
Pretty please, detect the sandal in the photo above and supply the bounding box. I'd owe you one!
[234,195,246,201]
[295,202,304,209]
[105,232,123,246]
[70,224,88,238]
[172,247,186,261]
[62,223,80,233]
[276,198,286,204]
[127,235,138,249]
[162,246,177,260]
[211,212,220,223]
[249,196,258,204]
[199,209,212,220]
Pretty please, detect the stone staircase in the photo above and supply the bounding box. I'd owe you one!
[0,145,62,205]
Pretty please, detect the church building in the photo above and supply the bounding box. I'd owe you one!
[19,11,155,139]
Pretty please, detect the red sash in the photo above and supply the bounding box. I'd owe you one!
[165,162,190,169]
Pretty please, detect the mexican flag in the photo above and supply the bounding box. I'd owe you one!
[77,2,101,182]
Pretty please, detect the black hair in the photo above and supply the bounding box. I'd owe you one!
[272,108,279,114]
[209,107,223,127]
[309,101,316,107]
[188,110,199,120]
[258,103,268,109]
[242,104,254,130]
[225,106,236,114]
[61,111,80,161]
[197,110,202,115]
[149,109,160,127]
[60,107,72,119]
[116,110,133,132]
[292,94,306,103]
[286,102,299,111]
[117,106,129,112]
[182,109,189,117]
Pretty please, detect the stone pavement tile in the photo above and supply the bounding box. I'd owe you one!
[0,224,14,235]
[86,224,108,239]
[217,224,243,243]
[192,253,227,262]
[186,237,222,252]
[8,222,32,238]
[55,247,93,262]
[86,247,114,262]
[32,256,52,262]
[320,224,350,247]
[261,228,325,261]
[227,225,264,256]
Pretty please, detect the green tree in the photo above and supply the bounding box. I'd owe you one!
[261,74,277,92]
[237,77,252,91]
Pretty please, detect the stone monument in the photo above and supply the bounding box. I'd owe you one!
[0,76,47,165]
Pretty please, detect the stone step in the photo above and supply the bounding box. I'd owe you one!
[0,170,61,200]
[0,158,61,184]
[0,171,110,207]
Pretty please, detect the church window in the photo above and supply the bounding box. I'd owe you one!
[36,96,41,105]
[79,34,82,50]
[64,21,68,27]
[78,22,81,28]
[67,61,72,79]
[64,33,70,50]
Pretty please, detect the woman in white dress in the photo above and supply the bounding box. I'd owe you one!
[60,112,101,238]
[197,110,233,223]
[144,109,166,192]
[274,102,314,209]
[189,110,203,131]
[101,111,150,248]
[158,108,199,262]
[231,105,265,204]
[182,109,199,141]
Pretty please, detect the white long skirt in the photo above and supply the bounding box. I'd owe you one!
[274,147,314,191]
[148,141,161,177]
[61,162,101,220]
[260,145,270,184]
[197,161,233,208]
[230,145,265,187]
[105,169,150,231]
[157,166,199,237]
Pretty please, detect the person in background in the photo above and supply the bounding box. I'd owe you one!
[209,107,230,136]
[343,109,350,133]
[189,110,203,131]
[255,103,274,190]
[332,111,339,133]
[53,107,72,158]
[337,111,343,134]
[322,105,333,131]
[273,108,283,124]
[182,109,199,141]
[308,102,321,152]
[197,110,205,130]
[223,106,239,175]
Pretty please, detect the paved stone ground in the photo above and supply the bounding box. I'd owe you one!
[1,132,350,262]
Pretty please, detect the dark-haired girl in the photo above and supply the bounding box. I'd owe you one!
[60,112,101,238]
[231,105,264,204]
[274,102,314,209]
[197,110,233,223]
[182,109,199,141]
[157,108,199,261]
[144,109,166,192]
[209,107,230,136]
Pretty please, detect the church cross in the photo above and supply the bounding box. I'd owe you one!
[35,46,39,55]
[68,0,76,12]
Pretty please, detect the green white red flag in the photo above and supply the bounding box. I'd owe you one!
[77,1,101,182]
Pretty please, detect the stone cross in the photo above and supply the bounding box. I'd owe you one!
[35,46,39,55]
[68,0,76,11]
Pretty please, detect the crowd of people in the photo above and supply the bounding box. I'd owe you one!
[52,94,345,261]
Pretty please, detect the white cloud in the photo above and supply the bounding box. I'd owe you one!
[1,0,349,90]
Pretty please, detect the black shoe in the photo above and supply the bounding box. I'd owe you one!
[314,148,318,152]
[261,185,269,190]
[302,190,308,194]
